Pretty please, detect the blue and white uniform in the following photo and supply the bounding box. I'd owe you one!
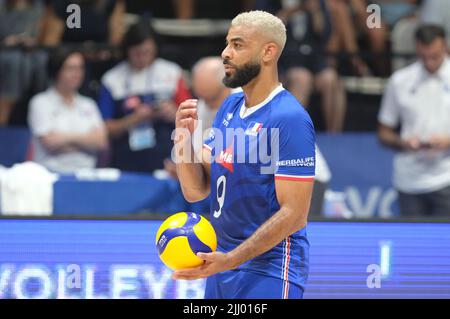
[203,84,315,299]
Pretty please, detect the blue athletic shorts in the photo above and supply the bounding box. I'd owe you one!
[204,270,304,299]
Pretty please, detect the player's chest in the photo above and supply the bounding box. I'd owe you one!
[211,113,274,175]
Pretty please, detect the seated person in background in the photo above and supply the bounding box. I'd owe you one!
[272,0,347,132]
[348,0,420,76]
[28,48,108,173]
[98,21,191,173]
[378,25,450,217]
[41,0,125,47]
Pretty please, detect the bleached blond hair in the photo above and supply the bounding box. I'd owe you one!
[231,10,287,51]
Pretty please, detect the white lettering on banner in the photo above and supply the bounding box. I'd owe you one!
[345,186,397,218]
[0,265,13,299]
[176,279,205,299]
[379,241,392,278]
[111,266,139,299]
[14,266,52,299]
[142,266,172,299]
[0,264,207,299]
[85,266,107,299]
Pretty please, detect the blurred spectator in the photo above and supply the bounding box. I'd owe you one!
[378,25,450,217]
[41,0,125,47]
[0,0,47,125]
[327,0,420,77]
[126,0,255,19]
[28,48,107,173]
[274,0,347,132]
[420,0,450,48]
[191,56,232,135]
[98,21,191,173]
[326,0,372,76]
[365,0,420,76]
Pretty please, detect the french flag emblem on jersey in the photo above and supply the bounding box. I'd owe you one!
[245,122,263,136]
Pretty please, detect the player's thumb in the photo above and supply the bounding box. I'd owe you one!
[197,252,212,261]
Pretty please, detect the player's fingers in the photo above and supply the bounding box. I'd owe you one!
[172,274,203,280]
[178,99,198,110]
[178,118,195,128]
[177,108,198,119]
[172,271,203,280]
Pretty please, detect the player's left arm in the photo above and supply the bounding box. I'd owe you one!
[172,179,313,280]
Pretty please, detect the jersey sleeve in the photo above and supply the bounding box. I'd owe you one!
[273,110,316,181]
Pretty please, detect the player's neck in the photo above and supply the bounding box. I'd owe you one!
[242,70,280,108]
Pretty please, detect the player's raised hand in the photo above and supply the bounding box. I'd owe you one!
[175,99,198,134]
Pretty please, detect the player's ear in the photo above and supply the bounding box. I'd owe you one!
[262,42,278,63]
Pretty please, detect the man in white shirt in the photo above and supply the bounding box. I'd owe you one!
[378,24,450,217]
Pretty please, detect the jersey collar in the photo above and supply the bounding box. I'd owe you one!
[239,84,284,119]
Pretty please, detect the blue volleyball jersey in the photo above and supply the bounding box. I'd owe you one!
[203,85,315,290]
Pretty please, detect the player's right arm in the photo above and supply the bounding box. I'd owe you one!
[174,99,211,202]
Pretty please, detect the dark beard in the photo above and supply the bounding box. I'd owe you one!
[222,60,261,88]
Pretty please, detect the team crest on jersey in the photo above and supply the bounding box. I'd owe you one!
[216,144,233,173]
[245,122,263,136]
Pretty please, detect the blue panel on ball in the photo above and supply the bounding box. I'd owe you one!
[183,212,202,228]
[187,231,212,255]
[184,213,212,255]
[156,213,203,255]
[156,227,186,255]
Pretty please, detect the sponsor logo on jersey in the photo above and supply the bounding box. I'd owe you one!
[276,157,315,167]
[216,144,234,172]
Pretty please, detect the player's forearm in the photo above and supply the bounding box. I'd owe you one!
[227,205,307,269]
[175,141,210,202]
[177,162,210,202]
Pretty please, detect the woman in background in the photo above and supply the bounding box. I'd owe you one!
[28,48,107,173]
